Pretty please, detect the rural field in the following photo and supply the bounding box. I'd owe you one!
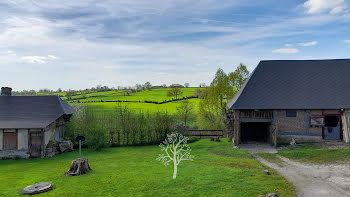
[37,88,201,114]
[0,139,295,197]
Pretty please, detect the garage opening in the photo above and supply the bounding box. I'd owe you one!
[241,122,270,142]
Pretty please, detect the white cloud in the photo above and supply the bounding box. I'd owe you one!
[285,43,293,47]
[21,56,48,63]
[20,55,58,63]
[48,55,58,59]
[298,41,318,46]
[303,0,348,14]
[272,48,299,54]
[344,40,350,44]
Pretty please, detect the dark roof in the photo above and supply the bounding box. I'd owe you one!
[228,59,350,110]
[0,95,76,129]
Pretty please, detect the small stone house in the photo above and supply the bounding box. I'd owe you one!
[227,59,350,146]
[0,87,76,158]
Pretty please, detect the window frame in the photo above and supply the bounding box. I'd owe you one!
[286,110,297,117]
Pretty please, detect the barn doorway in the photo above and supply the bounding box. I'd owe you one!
[29,132,42,158]
[324,115,341,140]
[241,122,271,142]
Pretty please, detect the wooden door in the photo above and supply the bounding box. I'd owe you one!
[29,132,42,158]
[3,132,17,150]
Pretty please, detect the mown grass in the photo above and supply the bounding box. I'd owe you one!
[278,144,350,164]
[0,139,295,197]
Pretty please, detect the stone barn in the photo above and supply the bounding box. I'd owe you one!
[227,59,350,146]
[0,87,76,158]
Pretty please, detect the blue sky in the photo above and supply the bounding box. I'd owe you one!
[1,0,350,90]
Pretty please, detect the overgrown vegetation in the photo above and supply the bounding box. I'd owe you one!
[66,105,180,149]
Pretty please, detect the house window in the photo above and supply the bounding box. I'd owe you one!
[310,116,324,127]
[286,110,297,117]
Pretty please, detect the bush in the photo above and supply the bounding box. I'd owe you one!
[187,136,199,143]
[85,125,110,151]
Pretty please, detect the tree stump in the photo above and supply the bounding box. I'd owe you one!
[65,158,92,176]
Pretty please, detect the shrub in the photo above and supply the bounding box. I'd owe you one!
[85,125,110,151]
[187,136,199,143]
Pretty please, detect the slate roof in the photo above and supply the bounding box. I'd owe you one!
[0,95,76,129]
[228,59,350,110]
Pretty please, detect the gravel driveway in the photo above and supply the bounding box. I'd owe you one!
[256,155,350,197]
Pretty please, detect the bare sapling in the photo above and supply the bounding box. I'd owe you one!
[157,133,194,179]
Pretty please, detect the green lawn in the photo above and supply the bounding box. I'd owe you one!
[278,144,350,164]
[0,139,294,197]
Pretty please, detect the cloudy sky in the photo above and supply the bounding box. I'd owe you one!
[1,0,350,90]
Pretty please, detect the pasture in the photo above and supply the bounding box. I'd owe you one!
[37,88,201,114]
[0,139,294,197]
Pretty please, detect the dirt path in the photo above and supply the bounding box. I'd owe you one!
[255,155,350,197]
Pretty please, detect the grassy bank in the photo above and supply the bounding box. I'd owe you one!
[0,139,294,197]
[278,144,350,164]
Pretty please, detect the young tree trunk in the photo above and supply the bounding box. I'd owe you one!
[173,157,177,179]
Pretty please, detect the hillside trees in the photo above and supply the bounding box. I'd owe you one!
[176,100,194,127]
[143,82,152,90]
[197,64,249,129]
[167,84,183,99]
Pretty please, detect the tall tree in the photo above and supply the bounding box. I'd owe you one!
[210,68,233,108]
[176,100,194,126]
[197,65,250,129]
[228,63,250,89]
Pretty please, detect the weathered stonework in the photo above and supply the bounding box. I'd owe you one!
[227,109,346,146]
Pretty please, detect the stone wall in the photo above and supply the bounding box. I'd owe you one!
[226,110,240,145]
[275,110,307,134]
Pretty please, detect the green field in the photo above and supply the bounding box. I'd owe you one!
[37,88,201,114]
[86,99,200,114]
[0,139,295,197]
[38,88,199,102]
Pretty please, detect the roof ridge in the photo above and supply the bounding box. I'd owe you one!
[260,58,350,62]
